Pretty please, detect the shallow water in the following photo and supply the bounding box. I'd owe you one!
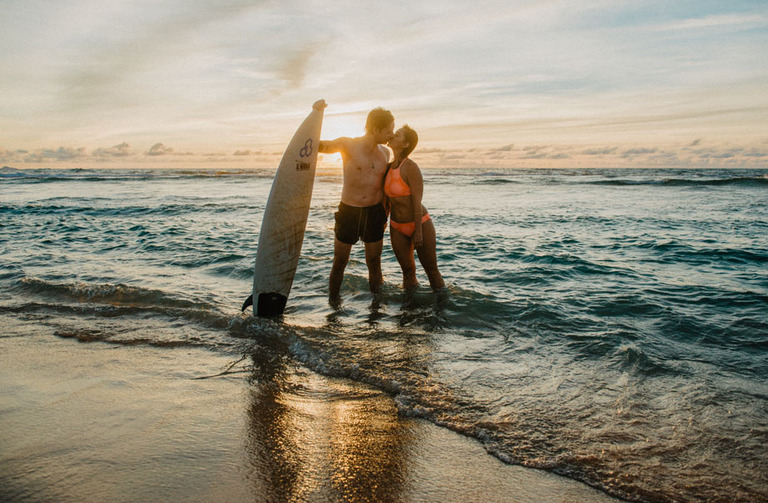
[1,334,616,503]
[1,166,767,502]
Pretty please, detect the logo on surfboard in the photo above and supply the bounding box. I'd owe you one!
[299,139,313,158]
[296,138,313,170]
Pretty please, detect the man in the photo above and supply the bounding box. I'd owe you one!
[314,100,395,301]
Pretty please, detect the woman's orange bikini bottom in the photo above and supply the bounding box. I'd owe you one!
[390,213,431,238]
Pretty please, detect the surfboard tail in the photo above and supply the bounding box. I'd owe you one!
[256,292,287,317]
[241,292,287,317]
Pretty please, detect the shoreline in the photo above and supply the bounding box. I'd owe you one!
[0,334,619,502]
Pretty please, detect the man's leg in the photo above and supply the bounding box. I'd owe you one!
[364,239,384,293]
[330,238,353,300]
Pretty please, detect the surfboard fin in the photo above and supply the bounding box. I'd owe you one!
[241,294,253,312]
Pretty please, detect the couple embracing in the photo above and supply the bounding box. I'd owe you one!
[313,100,445,303]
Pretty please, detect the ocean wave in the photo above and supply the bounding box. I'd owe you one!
[0,167,275,183]
[586,176,768,187]
[0,200,263,217]
[16,277,234,329]
[21,277,200,305]
[0,168,155,183]
[10,275,505,344]
[471,178,520,185]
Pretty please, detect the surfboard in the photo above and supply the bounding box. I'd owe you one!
[242,105,324,316]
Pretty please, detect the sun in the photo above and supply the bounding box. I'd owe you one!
[321,111,366,141]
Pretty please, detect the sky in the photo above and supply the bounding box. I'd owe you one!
[1,0,767,169]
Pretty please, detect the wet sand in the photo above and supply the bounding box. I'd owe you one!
[0,334,619,502]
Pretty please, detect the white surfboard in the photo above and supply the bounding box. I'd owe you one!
[242,105,324,316]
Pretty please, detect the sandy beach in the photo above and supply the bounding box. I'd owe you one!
[0,333,618,502]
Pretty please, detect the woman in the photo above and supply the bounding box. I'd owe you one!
[385,125,445,291]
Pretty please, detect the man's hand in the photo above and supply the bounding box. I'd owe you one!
[313,99,327,111]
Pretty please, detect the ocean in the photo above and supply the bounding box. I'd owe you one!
[1,165,766,502]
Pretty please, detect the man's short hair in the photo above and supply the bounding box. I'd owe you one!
[365,107,394,134]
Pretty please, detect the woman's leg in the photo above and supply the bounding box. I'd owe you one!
[390,227,419,291]
[415,220,445,290]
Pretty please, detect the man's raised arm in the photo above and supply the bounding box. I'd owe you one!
[319,137,350,154]
[311,99,347,154]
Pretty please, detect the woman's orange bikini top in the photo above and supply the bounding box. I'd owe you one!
[384,159,411,198]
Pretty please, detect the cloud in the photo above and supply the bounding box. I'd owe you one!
[489,144,515,152]
[233,149,272,156]
[50,2,264,109]
[654,13,767,32]
[522,152,571,160]
[93,142,134,158]
[621,148,658,157]
[26,147,88,162]
[277,44,324,89]
[443,154,469,161]
[0,149,28,164]
[146,143,174,156]
[143,143,197,157]
[581,147,618,156]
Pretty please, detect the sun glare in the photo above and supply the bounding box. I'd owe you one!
[322,113,367,141]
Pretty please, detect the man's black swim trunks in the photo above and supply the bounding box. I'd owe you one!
[334,202,387,244]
